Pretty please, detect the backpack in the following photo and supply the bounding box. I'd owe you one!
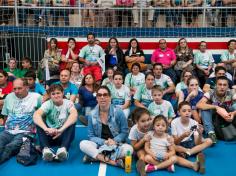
[16,137,38,166]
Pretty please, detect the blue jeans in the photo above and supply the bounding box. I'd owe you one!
[0,131,26,164]
[163,68,177,84]
[201,110,215,134]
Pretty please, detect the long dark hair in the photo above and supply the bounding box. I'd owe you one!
[81,73,98,92]
[105,37,121,53]
[127,38,141,51]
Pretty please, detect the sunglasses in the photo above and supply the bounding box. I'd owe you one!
[97,93,109,97]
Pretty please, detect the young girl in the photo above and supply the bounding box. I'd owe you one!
[128,108,152,176]
[108,71,131,118]
[144,115,176,173]
[102,68,114,88]
[178,77,203,123]
[171,101,213,174]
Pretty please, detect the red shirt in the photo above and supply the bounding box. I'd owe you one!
[1,81,13,95]
[60,47,80,71]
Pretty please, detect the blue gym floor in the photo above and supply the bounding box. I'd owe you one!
[0,126,236,176]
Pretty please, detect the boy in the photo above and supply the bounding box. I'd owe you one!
[148,85,175,124]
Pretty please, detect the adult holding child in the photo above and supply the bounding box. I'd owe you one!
[80,86,133,167]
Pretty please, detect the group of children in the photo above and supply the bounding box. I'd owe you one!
[129,101,212,175]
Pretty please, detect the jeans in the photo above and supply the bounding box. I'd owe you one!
[80,140,133,159]
[163,68,177,84]
[201,110,215,134]
[0,131,26,164]
[36,125,75,150]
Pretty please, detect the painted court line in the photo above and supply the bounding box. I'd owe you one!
[98,163,107,176]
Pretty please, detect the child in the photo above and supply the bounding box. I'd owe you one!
[144,115,176,173]
[108,71,131,118]
[4,57,21,79]
[102,67,114,88]
[148,85,175,124]
[171,101,213,174]
[128,107,152,176]
[145,114,204,174]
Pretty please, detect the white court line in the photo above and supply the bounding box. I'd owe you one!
[98,163,107,176]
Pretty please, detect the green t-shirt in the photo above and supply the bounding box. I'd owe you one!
[148,100,175,119]
[4,68,21,78]
[124,72,145,88]
[109,84,130,106]
[40,99,75,128]
[220,50,236,62]
[194,51,214,69]
[79,44,105,62]
[134,84,152,107]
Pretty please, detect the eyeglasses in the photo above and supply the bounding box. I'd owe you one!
[159,42,166,44]
[97,93,109,97]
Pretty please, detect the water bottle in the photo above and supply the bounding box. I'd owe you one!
[125,150,132,173]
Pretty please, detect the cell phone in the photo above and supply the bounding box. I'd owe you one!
[190,125,197,131]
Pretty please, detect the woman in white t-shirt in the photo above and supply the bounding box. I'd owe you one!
[125,62,145,96]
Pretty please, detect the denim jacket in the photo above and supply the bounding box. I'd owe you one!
[87,104,129,146]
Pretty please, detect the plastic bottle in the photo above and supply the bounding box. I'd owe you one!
[125,150,132,173]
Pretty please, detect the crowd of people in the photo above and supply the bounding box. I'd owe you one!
[0,33,236,176]
[0,0,236,27]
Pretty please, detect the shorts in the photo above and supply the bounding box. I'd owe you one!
[180,139,195,149]
[83,65,102,81]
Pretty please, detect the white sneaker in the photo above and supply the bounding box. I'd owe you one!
[42,147,55,162]
[56,147,68,162]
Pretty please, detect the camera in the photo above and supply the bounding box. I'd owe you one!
[190,125,197,131]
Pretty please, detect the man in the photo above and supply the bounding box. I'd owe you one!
[0,78,42,164]
[33,84,78,162]
[24,71,48,102]
[79,33,105,84]
[152,63,175,101]
[151,39,177,83]
[203,66,234,93]
[197,76,236,143]
[54,69,78,103]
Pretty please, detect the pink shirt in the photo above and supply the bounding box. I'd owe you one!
[151,48,176,66]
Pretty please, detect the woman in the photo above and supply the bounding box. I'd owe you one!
[125,38,147,72]
[125,63,145,96]
[108,71,131,119]
[105,37,125,73]
[80,86,133,167]
[134,72,155,108]
[174,38,194,81]
[78,74,98,125]
[60,38,80,71]
[175,69,193,97]
[33,84,78,162]
[40,38,61,86]
[178,76,203,123]
[70,62,84,88]
[0,70,13,125]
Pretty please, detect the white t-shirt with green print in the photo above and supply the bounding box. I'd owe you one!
[154,74,173,90]
[148,100,175,119]
[134,84,153,107]
[109,84,131,106]
[125,72,145,88]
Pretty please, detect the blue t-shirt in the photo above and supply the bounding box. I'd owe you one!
[183,89,203,109]
[30,83,46,95]
[78,86,97,108]
[54,81,78,97]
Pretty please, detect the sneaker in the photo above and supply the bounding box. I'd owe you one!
[136,159,146,176]
[42,147,55,161]
[82,155,96,163]
[145,164,156,173]
[167,164,175,172]
[208,132,217,144]
[79,115,88,126]
[56,147,68,162]
[197,152,205,174]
